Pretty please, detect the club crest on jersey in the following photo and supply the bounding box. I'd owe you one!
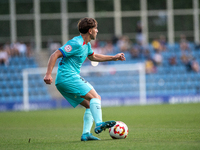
[64,45,72,52]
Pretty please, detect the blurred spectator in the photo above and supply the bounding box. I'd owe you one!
[95,41,107,55]
[145,57,156,74]
[26,43,32,57]
[91,40,99,54]
[152,38,161,52]
[179,34,193,69]
[168,56,177,66]
[0,45,9,66]
[91,40,114,55]
[152,35,167,52]
[3,42,11,56]
[135,21,145,46]
[181,50,199,72]
[112,36,118,45]
[117,36,132,52]
[153,51,163,66]
[90,40,98,49]
[104,40,114,54]
[10,41,20,56]
[159,35,167,51]
[180,53,191,64]
[152,36,166,52]
[191,58,199,72]
[186,58,199,72]
[3,41,32,58]
[18,41,27,56]
[179,34,190,51]
[129,44,141,59]
[143,48,151,59]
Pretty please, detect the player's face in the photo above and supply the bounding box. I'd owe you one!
[90,26,98,40]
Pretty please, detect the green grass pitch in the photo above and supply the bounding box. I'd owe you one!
[0,103,200,150]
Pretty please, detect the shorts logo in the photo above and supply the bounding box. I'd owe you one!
[64,45,72,52]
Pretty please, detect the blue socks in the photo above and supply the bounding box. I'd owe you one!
[82,109,94,134]
[90,98,102,126]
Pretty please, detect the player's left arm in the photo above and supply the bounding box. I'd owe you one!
[88,53,126,62]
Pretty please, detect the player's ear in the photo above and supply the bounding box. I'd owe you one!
[88,28,92,34]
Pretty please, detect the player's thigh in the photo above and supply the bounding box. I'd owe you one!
[81,88,101,101]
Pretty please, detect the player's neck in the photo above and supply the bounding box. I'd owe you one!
[80,34,91,45]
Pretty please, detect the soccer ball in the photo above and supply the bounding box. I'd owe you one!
[109,121,128,139]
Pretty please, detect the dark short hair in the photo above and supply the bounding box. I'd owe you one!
[78,17,97,34]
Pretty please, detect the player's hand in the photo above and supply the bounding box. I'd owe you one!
[114,53,126,61]
[44,74,53,84]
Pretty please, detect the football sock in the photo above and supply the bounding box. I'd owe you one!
[90,98,102,126]
[82,108,94,134]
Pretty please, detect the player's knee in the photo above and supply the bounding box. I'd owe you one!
[97,95,101,100]
[89,95,101,101]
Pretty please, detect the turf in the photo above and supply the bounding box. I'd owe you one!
[0,103,200,150]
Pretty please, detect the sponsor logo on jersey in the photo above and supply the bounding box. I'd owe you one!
[64,45,72,52]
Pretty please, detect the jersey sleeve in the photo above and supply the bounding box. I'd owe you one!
[88,43,94,56]
[58,40,81,57]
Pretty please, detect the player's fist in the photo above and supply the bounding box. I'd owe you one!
[44,74,53,84]
[114,53,126,61]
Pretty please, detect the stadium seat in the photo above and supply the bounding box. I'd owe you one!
[0,56,51,103]
[1,44,199,104]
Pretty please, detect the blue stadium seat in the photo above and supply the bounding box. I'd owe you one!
[0,56,51,103]
[1,44,199,104]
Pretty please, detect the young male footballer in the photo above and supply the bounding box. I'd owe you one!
[44,17,126,141]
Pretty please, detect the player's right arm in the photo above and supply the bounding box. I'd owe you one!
[44,50,63,84]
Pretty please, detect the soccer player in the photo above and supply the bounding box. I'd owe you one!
[44,17,126,141]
